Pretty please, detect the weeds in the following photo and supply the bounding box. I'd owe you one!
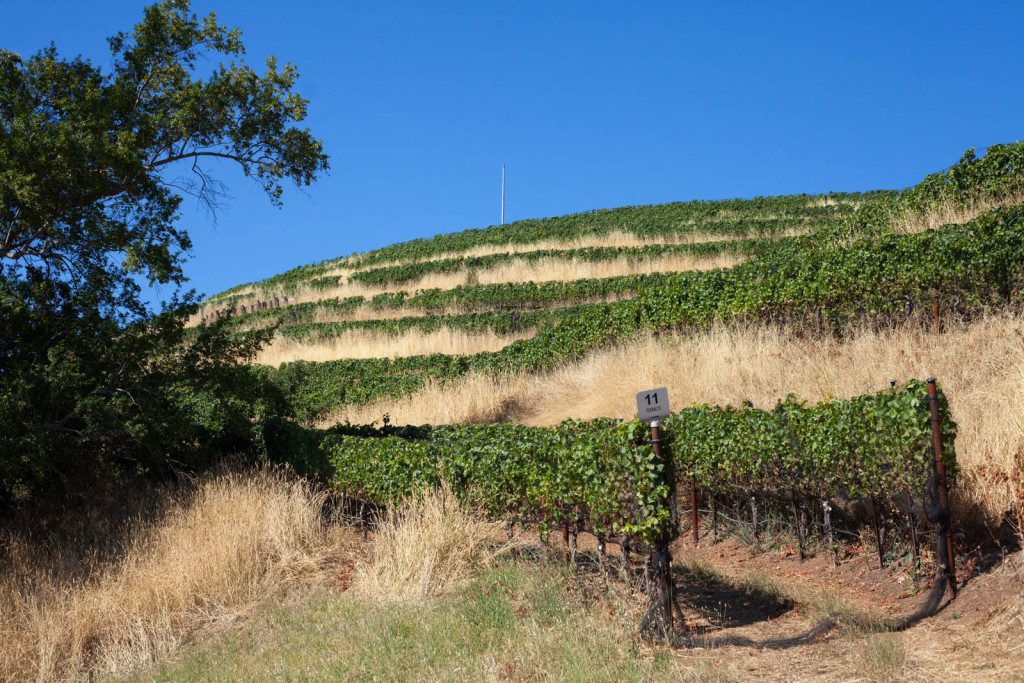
[351,485,507,603]
[850,633,909,682]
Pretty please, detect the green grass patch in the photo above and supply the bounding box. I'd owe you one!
[134,561,720,682]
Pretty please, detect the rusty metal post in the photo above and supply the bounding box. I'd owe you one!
[870,498,885,569]
[649,419,663,461]
[907,491,920,577]
[690,477,699,544]
[926,377,957,598]
[710,494,718,544]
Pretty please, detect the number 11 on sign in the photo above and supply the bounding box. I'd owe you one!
[636,387,670,422]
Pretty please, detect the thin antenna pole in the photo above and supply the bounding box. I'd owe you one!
[500,163,506,225]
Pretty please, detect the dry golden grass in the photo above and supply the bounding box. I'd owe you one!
[312,304,430,323]
[296,292,636,325]
[352,486,505,604]
[0,470,348,682]
[850,633,909,682]
[324,316,1024,526]
[233,252,749,309]
[345,227,808,270]
[252,328,533,365]
[892,194,1024,234]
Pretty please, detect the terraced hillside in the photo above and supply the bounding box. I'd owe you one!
[199,192,886,398]
[200,142,1024,532]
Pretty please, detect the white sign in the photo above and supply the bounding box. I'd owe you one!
[636,387,670,422]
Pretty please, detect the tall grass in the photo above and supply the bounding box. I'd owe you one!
[0,469,348,681]
[142,489,725,681]
[352,486,505,603]
[850,633,909,682]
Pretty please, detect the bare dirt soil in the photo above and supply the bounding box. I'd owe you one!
[666,534,1024,681]
[506,524,1024,681]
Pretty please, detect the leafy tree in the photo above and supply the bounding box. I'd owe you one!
[0,0,328,504]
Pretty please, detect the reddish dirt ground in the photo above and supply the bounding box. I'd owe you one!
[517,522,1024,681]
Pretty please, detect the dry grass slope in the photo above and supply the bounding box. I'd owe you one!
[345,227,809,270]
[0,470,348,682]
[893,194,1024,234]
[323,315,1024,527]
[253,327,534,365]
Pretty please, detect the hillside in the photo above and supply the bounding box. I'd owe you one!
[195,143,1023,524]
[184,142,1024,675]
[10,142,1024,681]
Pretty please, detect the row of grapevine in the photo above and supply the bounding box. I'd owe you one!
[666,380,955,499]
[305,381,953,545]
[213,274,658,332]
[343,193,873,269]
[240,233,786,296]
[906,143,1024,215]
[271,305,585,342]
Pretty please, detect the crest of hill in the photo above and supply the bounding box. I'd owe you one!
[206,191,888,304]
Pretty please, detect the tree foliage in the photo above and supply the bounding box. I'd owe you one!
[0,0,328,504]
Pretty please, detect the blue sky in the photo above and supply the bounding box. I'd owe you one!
[4,1,1024,302]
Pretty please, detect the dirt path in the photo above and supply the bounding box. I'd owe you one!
[516,525,1024,681]
[661,536,1024,681]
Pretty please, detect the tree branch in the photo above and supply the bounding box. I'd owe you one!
[147,148,267,170]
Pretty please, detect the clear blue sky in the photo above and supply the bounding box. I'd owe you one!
[4,1,1024,302]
